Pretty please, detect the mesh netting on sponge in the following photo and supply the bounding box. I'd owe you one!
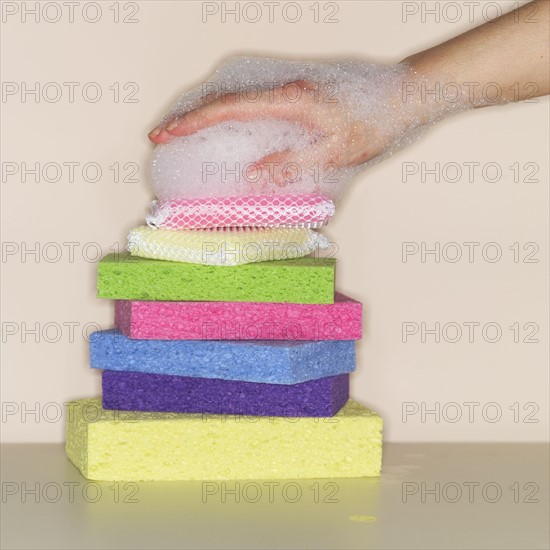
[128,226,330,266]
[146,194,335,230]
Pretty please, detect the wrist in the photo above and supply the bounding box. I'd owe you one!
[399,53,473,124]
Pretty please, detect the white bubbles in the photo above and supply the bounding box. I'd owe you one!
[150,119,312,200]
[149,119,360,201]
[149,55,473,204]
[158,56,404,126]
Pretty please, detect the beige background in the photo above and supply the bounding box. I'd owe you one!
[1,0,548,443]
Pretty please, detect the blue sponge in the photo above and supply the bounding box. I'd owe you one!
[90,329,355,384]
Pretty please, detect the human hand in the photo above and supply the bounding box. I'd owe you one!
[147,57,453,189]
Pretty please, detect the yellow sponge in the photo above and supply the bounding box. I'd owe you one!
[128,225,329,266]
[66,398,382,480]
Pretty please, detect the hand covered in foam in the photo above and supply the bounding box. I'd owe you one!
[148,56,472,203]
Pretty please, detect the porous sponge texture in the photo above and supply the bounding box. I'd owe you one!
[90,329,356,384]
[115,292,362,340]
[102,371,349,417]
[66,398,383,480]
[127,225,329,266]
[98,253,336,304]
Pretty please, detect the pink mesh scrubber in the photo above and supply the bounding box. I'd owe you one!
[146,194,335,230]
[146,118,348,230]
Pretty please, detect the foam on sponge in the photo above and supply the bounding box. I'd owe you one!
[97,253,336,303]
[66,398,383,480]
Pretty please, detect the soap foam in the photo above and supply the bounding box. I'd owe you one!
[150,119,325,200]
[159,56,409,127]
[149,56,473,204]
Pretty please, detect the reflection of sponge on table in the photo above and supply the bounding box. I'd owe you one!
[90,329,355,384]
[66,398,383,480]
[102,371,349,417]
[97,253,336,303]
[115,292,362,341]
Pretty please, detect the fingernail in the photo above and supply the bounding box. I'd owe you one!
[166,119,179,131]
[148,127,161,138]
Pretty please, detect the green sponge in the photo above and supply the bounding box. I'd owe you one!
[97,253,336,303]
[66,398,382,480]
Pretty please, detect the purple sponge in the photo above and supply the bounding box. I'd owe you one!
[102,371,349,417]
[115,292,362,340]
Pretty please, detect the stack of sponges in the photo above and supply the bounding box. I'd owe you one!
[66,254,383,480]
[133,119,339,268]
[128,194,335,266]
[66,117,381,480]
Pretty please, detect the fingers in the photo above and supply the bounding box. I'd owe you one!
[148,81,322,144]
[247,137,345,190]
[148,127,178,144]
[149,100,284,144]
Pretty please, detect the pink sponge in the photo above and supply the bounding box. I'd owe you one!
[115,292,362,341]
[146,194,335,230]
